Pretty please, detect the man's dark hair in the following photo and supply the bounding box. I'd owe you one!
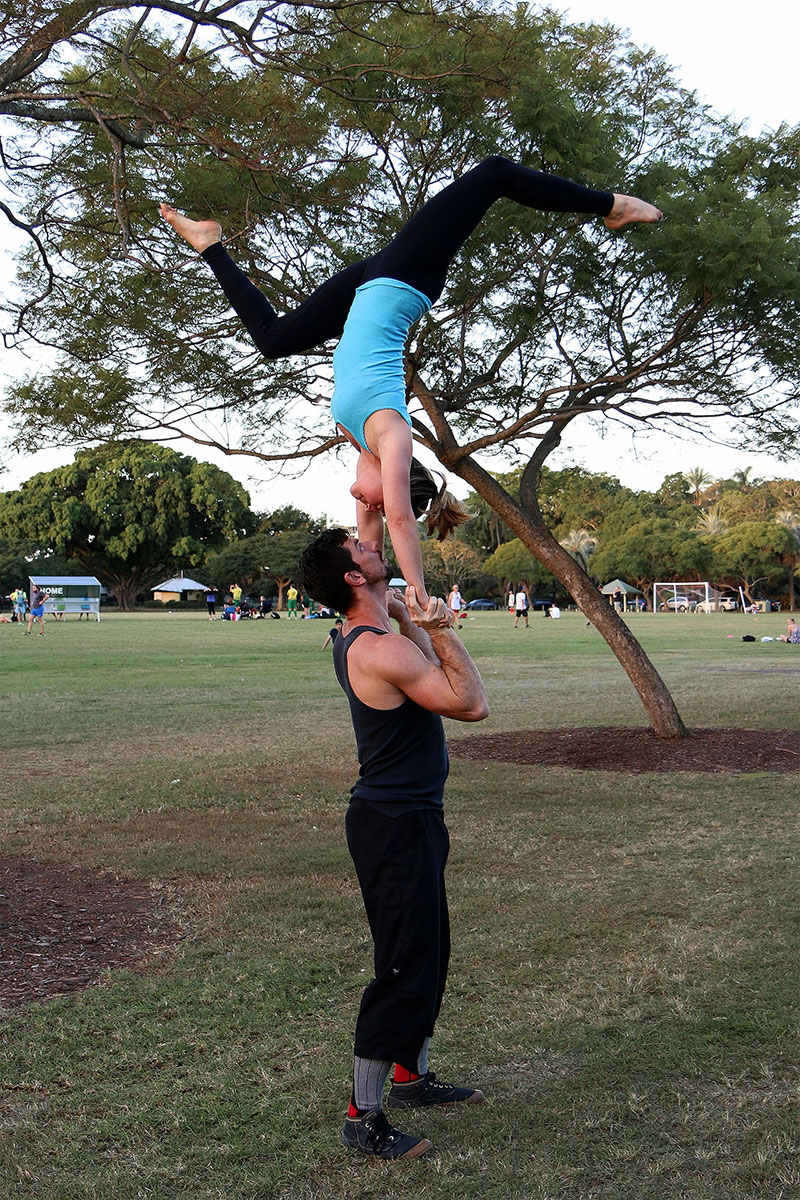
[299,528,357,614]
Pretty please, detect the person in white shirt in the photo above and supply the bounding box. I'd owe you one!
[447,585,463,629]
[548,604,561,619]
[513,588,529,628]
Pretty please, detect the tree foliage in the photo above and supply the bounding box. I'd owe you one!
[0,441,253,607]
[4,2,799,467]
[4,1,800,732]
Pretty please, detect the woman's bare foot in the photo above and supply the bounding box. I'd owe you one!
[159,203,222,252]
[604,194,663,230]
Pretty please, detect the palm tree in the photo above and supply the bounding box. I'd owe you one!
[560,528,598,571]
[732,466,756,492]
[684,467,712,506]
[696,504,728,536]
[776,510,800,610]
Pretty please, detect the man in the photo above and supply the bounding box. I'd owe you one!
[513,586,529,628]
[25,584,48,636]
[286,583,299,618]
[299,529,489,1160]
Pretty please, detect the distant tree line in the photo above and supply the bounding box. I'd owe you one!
[451,465,800,610]
[2,445,797,612]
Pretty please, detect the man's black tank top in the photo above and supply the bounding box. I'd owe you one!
[333,625,449,814]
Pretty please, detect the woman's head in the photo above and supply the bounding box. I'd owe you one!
[350,452,470,540]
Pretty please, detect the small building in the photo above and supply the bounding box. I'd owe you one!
[601,578,644,613]
[29,575,102,621]
[151,575,208,603]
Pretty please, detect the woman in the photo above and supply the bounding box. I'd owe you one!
[161,157,661,608]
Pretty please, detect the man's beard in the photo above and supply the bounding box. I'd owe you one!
[365,558,392,586]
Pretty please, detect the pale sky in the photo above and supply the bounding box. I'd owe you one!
[1,0,798,519]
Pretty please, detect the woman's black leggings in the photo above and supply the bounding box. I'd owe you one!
[201,156,614,360]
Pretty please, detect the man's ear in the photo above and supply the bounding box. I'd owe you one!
[344,569,366,588]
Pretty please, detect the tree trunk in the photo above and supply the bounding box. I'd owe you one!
[451,454,687,739]
[111,579,139,611]
[789,561,796,612]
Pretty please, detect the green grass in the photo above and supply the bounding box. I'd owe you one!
[2,611,799,1199]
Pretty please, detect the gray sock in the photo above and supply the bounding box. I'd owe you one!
[353,1056,392,1112]
[417,1038,431,1076]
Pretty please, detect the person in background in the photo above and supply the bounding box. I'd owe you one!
[231,582,243,605]
[11,587,27,625]
[259,595,273,618]
[447,584,464,629]
[25,585,48,636]
[205,587,218,620]
[513,586,529,629]
[322,617,344,650]
[778,616,799,643]
[286,584,299,618]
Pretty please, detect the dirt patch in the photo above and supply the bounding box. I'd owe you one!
[0,857,181,1009]
[448,727,800,774]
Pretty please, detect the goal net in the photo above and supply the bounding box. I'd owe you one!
[653,582,725,613]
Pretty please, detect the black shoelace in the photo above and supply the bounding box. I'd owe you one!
[364,1111,399,1151]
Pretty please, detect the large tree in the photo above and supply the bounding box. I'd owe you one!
[712,521,797,606]
[0,441,253,607]
[3,4,800,734]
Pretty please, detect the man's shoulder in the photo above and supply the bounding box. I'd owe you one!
[346,626,414,669]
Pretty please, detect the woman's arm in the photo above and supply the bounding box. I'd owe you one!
[373,420,429,608]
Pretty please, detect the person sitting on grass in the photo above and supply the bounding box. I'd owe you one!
[778,617,799,643]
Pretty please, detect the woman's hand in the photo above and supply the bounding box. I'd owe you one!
[405,587,455,630]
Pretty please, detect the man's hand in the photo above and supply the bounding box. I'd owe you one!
[386,588,409,624]
[406,586,454,630]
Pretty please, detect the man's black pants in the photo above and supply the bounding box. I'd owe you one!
[345,799,450,1073]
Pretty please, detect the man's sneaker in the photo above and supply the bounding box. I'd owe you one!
[387,1071,485,1110]
[341,1108,432,1159]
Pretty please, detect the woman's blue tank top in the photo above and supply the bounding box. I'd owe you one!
[331,277,432,452]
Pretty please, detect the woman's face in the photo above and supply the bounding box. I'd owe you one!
[350,452,385,513]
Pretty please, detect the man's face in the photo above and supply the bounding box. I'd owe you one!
[346,537,391,586]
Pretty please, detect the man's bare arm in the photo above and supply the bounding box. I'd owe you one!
[376,592,488,722]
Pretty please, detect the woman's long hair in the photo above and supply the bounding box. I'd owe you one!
[409,458,471,541]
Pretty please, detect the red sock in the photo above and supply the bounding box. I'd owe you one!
[347,1097,362,1118]
[394,1065,421,1084]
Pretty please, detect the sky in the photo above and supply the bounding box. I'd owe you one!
[1,0,799,521]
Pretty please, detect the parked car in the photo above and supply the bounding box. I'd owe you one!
[695,596,738,612]
[660,595,697,612]
[752,598,780,612]
[465,598,499,610]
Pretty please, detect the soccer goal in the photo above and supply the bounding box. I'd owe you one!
[653,582,728,613]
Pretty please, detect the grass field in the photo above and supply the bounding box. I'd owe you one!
[2,610,799,1199]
